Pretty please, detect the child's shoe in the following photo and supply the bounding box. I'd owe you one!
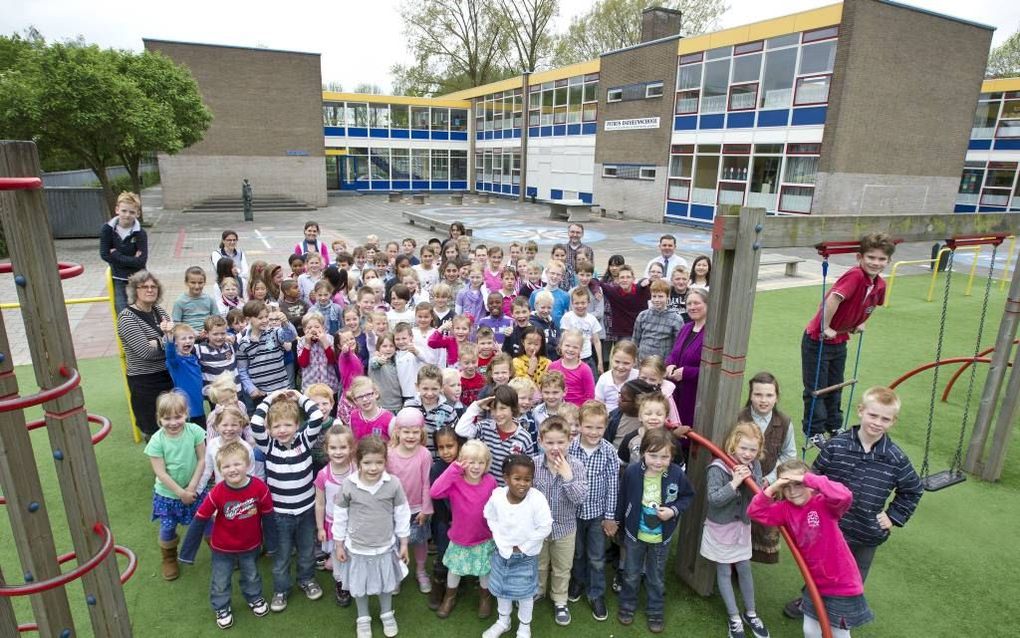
[417,571,432,593]
[300,580,323,601]
[742,612,770,638]
[380,611,399,638]
[482,617,511,638]
[647,617,664,634]
[315,551,330,570]
[356,616,373,638]
[437,585,459,618]
[553,604,571,626]
[215,607,233,630]
[515,622,531,638]
[427,576,446,610]
[158,538,180,581]
[248,597,269,617]
[728,617,747,638]
[335,581,352,607]
[478,588,493,619]
[270,592,288,613]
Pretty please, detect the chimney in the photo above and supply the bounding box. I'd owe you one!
[640,6,683,43]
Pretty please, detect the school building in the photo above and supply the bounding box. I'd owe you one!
[149,0,1015,224]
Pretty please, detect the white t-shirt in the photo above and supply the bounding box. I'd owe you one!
[387,307,416,331]
[594,368,639,413]
[644,254,689,279]
[413,265,440,293]
[560,311,602,360]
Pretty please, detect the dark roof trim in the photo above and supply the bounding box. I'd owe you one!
[142,38,320,57]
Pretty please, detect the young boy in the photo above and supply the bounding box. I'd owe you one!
[305,383,336,475]
[457,343,485,406]
[279,279,309,335]
[601,265,651,346]
[532,416,588,626]
[667,266,690,323]
[530,291,560,361]
[226,308,247,339]
[533,371,566,427]
[525,240,539,262]
[197,316,240,403]
[404,364,458,458]
[401,237,421,266]
[349,246,368,285]
[431,283,456,326]
[441,368,465,418]
[560,288,603,376]
[172,266,217,333]
[249,389,326,612]
[269,310,298,389]
[393,322,423,403]
[529,260,571,326]
[801,233,896,438]
[572,261,604,326]
[179,441,274,629]
[502,296,534,358]
[477,292,513,346]
[164,322,206,428]
[783,386,922,619]
[633,280,684,361]
[509,376,540,450]
[475,327,498,376]
[567,401,619,621]
[236,301,296,404]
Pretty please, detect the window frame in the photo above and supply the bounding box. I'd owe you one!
[646,82,665,99]
[793,74,832,107]
[639,167,657,180]
[727,82,759,112]
[777,184,815,215]
[676,90,700,114]
[607,88,624,102]
[667,178,691,202]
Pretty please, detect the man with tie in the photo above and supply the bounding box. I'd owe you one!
[643,234,689,279]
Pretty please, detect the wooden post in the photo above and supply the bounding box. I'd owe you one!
[0,141,132,636]
[0,310,76,637]
[677,206,764,595]
[964,258,1020,475]
[0,565,19,636]
[982,336,1020,481]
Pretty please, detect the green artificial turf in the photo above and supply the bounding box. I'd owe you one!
[1,274,1016,637]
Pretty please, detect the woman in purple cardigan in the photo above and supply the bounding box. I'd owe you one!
[665,288,708,427]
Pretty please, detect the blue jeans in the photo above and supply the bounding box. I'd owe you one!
[210,549,263,611]
[112,278,129,315]
[571,517,607,599]
[801,333,847,435]
[271,510,316,594]
[848,542,878,583]
[619,536,669,619]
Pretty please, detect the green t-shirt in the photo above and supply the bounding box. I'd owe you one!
[637,474,663,543]
[144,422,206,499]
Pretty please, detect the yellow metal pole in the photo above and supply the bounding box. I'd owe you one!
[964,244,982,297]
[0,296,111,310]
[927,247,951,302]
[886,261,904,307]
[108,268,142,443]
[1001,236,1016,292]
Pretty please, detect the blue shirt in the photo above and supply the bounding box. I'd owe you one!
[165,342,205,417]
[529,287,571,327]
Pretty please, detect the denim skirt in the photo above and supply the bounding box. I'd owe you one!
[802,590,874,630]
[488,551,538,600]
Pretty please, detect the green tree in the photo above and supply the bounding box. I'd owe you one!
[353,82,385,94]
[553,0,727,66]
[987,27,1020,79]
[496,0,559,73]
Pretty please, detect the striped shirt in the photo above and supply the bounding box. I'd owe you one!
[568,438,620,521]
[117,305,171,376]
[235,325,294,395]
[813,427,923,546]
[196,342,239,392]
[455,405,533,487]
[531,452,587,540]
[249,394,324,515]
[403,397,458,459]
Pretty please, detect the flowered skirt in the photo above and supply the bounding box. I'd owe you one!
[443,540,494,577]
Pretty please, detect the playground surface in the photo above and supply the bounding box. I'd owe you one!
[2,275,1016,637]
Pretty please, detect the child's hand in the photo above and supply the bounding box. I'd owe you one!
[502,326,513,336]
[225,334,235,345]
[180,489,197,506]
[159,319,174,335]
[548,450,573,481]
[318,529,327,543]
[335,544,348,563]
[601,520,618,537]
[250,388,266,400]
[440,320,452,333]
[198,329,208,340]
[416,512,429,527]
[670,424,691,440]
[656,506,675,521]
[406,344,418,355]
[876,512,892,530]
[822,327,837,340]
[730,464,751,488]
[398,544,409,564]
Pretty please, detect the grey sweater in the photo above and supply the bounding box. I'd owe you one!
[704,458,762,525]
[633,307,684,360]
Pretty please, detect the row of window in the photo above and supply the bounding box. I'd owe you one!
[667,142,820,214]
[971,91,1020,139]
[603,164,657,180]
[607,82,664,102]
[323,103,469,132]
[474,148,522,186]
[675,26,837,116]
[958,160,1020,208]
[330,148,469,183]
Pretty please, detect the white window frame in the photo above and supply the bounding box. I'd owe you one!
[645,82,664,98]
[639,167,657,180]
[603,165,619,177]
[607,88,623,103]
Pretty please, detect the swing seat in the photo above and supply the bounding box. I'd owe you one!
[921,470,967,492]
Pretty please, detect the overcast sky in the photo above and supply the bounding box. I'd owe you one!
[3,0,1016,92]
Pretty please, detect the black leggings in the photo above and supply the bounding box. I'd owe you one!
[127,370,174,436]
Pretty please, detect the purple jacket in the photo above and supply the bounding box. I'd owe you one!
[665,323,704,427]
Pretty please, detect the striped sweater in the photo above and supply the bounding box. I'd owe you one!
[235,325,296,395]
[249,394,324,515]
[117,305,171,376]
[196,342,239,392]
[455,403,534,487]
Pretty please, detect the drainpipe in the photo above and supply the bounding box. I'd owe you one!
[519,71,530,203]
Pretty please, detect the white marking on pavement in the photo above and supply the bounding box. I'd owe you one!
[254,229,272,250]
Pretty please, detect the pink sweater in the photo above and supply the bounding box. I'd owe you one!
[337,350,363,393]
[747,472,863,597]
[387,445,434,515]
[429,462,498,547]
[427,331,461,366]
[350,409,392,441]
[547,359,595,406]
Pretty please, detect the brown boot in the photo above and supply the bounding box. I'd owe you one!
[158,538,179,581]
[436,585,458,618]
[478,587,493,619]
[428,576,447,611]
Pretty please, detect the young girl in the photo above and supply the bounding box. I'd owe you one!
[546,330,595,406]
[332,436,410,638]
[312,280,343,334]
[594,339,639,413]
[455,386,533,486]
[616,429,695,633]
[748,460,873,638]
[479,353,514,400]
[248,277,270,305]
[512,327,550,385]
[198,405,256,487]
[289,254,306,280]
[300,253,325,303]
[702,422,769,638]
[369,333,403,413]
[482,455,553,638]
[427,427,462,610]
[412,303,442,367]
[145,390,207,581]
[348,376,395,441]
[497,268,519,316]
[314,425,357,606]
[638,356,683,429]
[430,440,498,619]
[386,408,435,595]
[455,265,487,323]
[428,315,473,368]
[217,277,243,315]
[484,246,505,294]
[691,255,711,290]
[298,312,340,394]
[618,392,671,466]
[432,283,456,326]
[344,306,371,372]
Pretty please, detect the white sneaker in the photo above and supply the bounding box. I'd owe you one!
[481,618,511,638]
[515,622,531,638]
[356,616,373,638]
[380,611,399,637]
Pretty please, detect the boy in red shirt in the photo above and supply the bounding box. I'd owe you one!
[801,233,895,438]
[180,441,274,629]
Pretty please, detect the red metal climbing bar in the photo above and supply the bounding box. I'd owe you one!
[0,523,113,597]
[888,357,1012,390]
[945,234,1008,249]
[0,367,80,413]
[0,177,42,191]
[942,339,1020,402]
[816,239,903,259]
[0,261,84,280]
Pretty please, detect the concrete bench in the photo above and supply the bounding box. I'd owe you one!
[547,199,594,223]
[411,193,427,205]
[476,194,491,204]
[759,254,806,277]
[402,211,472,236]
[387,192,402,203]
[450,193,464,205]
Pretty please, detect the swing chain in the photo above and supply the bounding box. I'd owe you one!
[920,249,955,480]
[951,242,999,473]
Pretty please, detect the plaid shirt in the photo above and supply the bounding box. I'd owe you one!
[568,438,619,521]
[531,452,587,540]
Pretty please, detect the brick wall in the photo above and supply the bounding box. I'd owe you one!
[158,154,327,208]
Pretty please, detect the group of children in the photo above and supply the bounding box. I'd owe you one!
[141,222,922,638]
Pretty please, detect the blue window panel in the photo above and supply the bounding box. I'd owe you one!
[450,181,467,190]
[674,116,697,131]
[550,189,563,200]
[726,112,756,129]
[689,203,715,221]
[501,184,512,194]
[567,124,581,136]
[391,180,410,190]
[529,127,540,137]
[968,139,992,150]
[432,131,450,141]
[511,185,520,195]
[526,186,538,198]
[665,201,689,218]
[432,181,450,190]
[340,181,359,191]
[791,106,827,126]
[370,180,390,190]
[954,204,977,213]
[994,139,1020,150]
[512,129,522,139]
[977,206,1007,212]
[476,131,484,140]
[483,182,493,192]
[582,123,597,135]
[347,127,368,137]
[756,109,789,127]
[475,181,484,191]
[494,130,504,140]
[370,128,389,138]
[553,125,567,136]
[579,192,593,204]
[324,126,344,136]
[699,114,725,129]
[541,126,553,137]
[413,180,430,190]
[411,129,429,140]
[451,131,468,141]
[391,129,410,139]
